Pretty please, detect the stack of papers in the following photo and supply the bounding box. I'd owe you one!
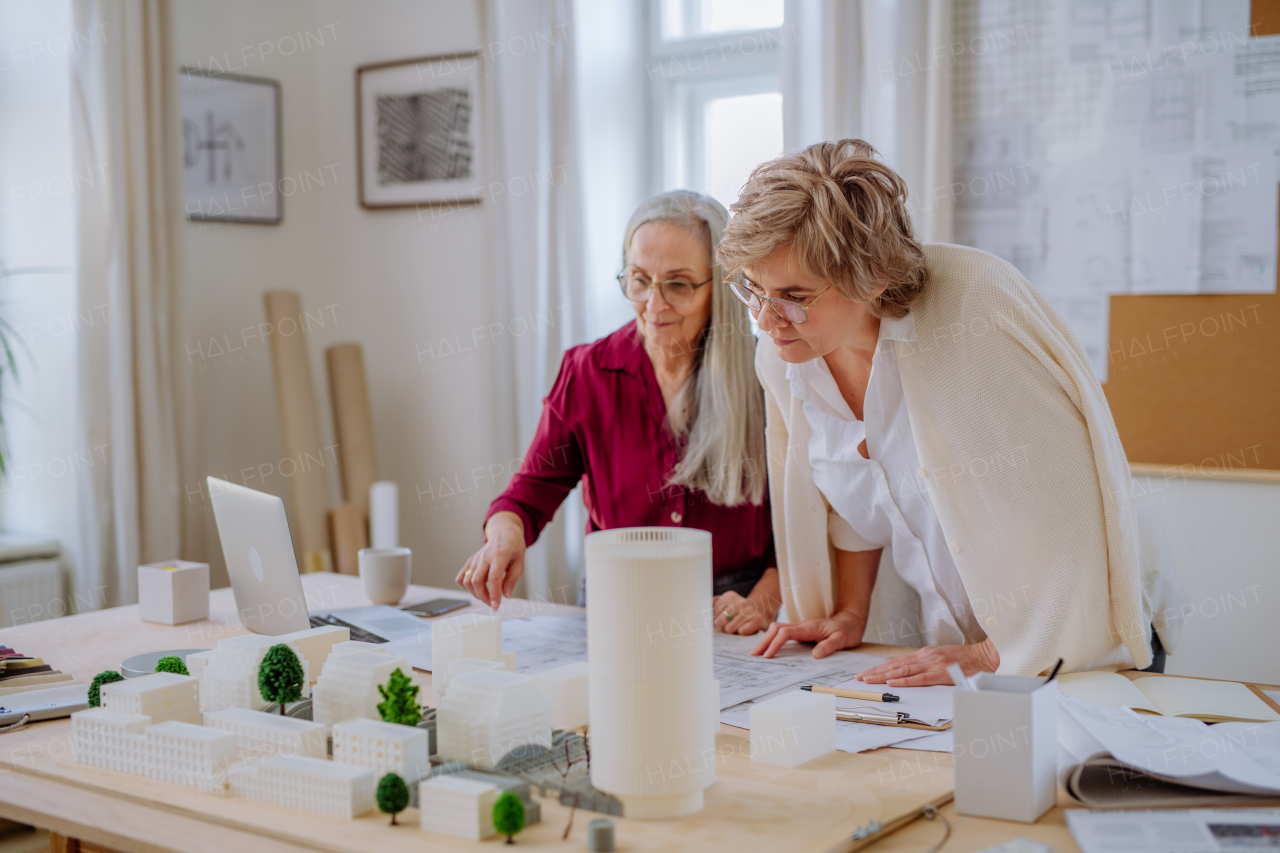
[1067,808,1280,853]
[1059,672,1280,723]
[1058,693,1280,807]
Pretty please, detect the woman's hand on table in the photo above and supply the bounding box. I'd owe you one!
[856,638,1001,687]
[457,512,526,610]
[713,568,782,635]
[750,609,865,659]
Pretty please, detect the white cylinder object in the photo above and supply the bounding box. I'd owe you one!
[369,480,399,548]
[586,528,716,819]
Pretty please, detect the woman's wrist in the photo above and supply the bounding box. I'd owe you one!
[746,568,781,615]
[484,511,524,545]
[831,608,867,633]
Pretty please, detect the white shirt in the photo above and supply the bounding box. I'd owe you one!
[787,312,985,648]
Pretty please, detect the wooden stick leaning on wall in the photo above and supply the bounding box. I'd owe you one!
[325,343,380,575]
[263,290,333,573]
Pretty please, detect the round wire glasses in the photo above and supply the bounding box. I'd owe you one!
[617,272,712,306]
[725,277,832,324]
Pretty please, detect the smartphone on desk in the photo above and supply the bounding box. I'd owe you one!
[403,598,470,618]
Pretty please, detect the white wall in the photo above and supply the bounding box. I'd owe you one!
[1136,474,1280,686]
[174,1,517,590]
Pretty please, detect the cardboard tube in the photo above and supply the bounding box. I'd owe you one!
[329,504,368,576]
[264,290,333,573]
[369,480,399,548]
[326,343,380,510]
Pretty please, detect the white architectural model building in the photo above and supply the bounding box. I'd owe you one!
[198,634,312,712]
[228,754,375,818]
[72,708,235,794]
[311,649,408,726]
[332,718,430,782]
[436,670,551,770]
[431,613,501,704]
[274,626,348,686]
[749,690,836,768]
[203,707,328,760]
[185,650,214,681]
[501,651,517,672]
[100,672,201,725]
[328,640,386,659]
[418,775,498,841]
[534,661,589,730]
[586,528,717,818]
[434,658,504,704]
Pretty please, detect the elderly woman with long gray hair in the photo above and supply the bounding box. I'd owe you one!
[459,190,779,634]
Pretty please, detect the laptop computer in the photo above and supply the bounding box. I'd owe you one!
[207,477,431,641]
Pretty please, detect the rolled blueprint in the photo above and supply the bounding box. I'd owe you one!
[329,503,367,576]
[325,343,379,511]
[586,528,716,819]
[263,290,332,573]
[369,480,399,548]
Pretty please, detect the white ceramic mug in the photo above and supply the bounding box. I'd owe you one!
[358,547,411,605]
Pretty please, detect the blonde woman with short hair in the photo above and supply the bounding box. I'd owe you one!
[717,140,1187,682]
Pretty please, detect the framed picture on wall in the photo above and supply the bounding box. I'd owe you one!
[356,51,484,209]
[179,69,282,224]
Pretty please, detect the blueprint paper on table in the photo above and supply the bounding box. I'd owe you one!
[387,612,903,712]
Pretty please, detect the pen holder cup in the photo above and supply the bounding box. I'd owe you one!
[953,673,1058,823]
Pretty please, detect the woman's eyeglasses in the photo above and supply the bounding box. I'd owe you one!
[725,277,832,324]
[617,272,711,307]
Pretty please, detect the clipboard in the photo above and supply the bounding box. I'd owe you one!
[825,790,956,853]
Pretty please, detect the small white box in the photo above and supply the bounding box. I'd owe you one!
[419,775,498,841]
[953,674,1058,823]
[138,560,209,625]
[534,662,589,730]
[749,690,835,767]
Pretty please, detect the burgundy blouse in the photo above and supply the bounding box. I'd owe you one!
[485,321,775,580]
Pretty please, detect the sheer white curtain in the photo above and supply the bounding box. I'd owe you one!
[782,0,953,244]
[71,0,187,607]
[483,0,588,605]
[782,0,952,647]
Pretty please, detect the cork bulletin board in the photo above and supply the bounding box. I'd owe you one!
[1103,1,1280,476]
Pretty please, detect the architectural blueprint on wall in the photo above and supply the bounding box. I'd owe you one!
[952,0,1280,381]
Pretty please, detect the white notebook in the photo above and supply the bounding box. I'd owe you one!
[1058,672,1280,723]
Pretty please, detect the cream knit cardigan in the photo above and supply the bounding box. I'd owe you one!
[757,243,1187,676]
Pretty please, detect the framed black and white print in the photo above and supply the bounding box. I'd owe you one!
[356,52,484,209]
[180,69,282,224]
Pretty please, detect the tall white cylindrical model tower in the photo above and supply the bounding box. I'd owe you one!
[586,528,716,819]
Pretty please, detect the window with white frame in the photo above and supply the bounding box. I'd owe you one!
[649,0,785,210]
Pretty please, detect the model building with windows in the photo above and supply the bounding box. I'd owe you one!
[312,649,408,726]
[203,706,328,760]
[332,717,430,782]
[436,670,551,770]
[100,672,201,725]
[228,754,376,818]
[72,708,235,794]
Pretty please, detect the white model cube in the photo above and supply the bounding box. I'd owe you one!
[332,718,430,782]
[437,670,551,769]
[749,690,836,768]
[72,709,236,794]
[534,662,589,730]
[228,754,375,818]
[501,651,517,672]
[203,707,328,760]
[431,613,501,704]
[436,658,505,705]
[419,775,498,841]
[311,650,408,726]
[276,626,349,686]
[138,560,209,625]
[101,672,201,725]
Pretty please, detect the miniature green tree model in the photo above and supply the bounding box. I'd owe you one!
[154,655,189,675]
[377,668,421,726]
[376,773,409,825]
[493,791,526,844]
[258,644,305,715]
[88,670,124,707]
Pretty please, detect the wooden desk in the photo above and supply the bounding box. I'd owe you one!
[0,573,1265,853]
